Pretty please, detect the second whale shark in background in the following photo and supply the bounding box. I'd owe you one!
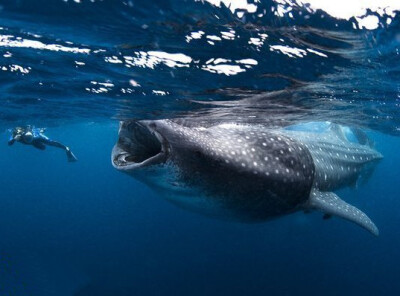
[112,120,382,236]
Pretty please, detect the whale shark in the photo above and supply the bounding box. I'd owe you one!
[111,120,382,235]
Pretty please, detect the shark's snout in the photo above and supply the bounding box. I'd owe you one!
[112,121,169,171]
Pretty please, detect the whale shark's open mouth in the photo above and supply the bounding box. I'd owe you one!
[112,121,169,170]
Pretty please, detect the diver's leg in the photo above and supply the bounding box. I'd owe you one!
[32,141,46,150]
[42,139,67,149]
[41,139,78,162]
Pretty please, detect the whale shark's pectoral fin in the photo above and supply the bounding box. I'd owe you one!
[306,189,379,236]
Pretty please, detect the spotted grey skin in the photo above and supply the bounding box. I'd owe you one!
[280,126,383,191]
[112,120,382,235]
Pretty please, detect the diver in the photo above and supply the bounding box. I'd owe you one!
[8,125,78,162]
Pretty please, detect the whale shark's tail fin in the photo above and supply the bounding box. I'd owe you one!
[306,189,379,236]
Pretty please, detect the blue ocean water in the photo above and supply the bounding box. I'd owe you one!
[1,0,400,295]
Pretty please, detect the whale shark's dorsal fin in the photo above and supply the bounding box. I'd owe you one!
[328,123,348,142]
[307,189,379,236]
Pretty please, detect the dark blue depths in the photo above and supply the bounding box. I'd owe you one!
[0,124,399,296]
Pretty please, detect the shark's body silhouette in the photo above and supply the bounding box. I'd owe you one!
[112,120,382,235]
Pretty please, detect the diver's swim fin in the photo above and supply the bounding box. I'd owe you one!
[306,189,378,236]
[66,147,78,162]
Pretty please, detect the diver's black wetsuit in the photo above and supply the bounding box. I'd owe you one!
[8,126,78,162]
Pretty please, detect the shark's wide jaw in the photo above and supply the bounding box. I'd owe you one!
[112,122,169,171]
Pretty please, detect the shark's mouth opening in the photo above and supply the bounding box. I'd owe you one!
[112,121,168,170]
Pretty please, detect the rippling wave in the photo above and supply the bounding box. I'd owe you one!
[0,0,399,134]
